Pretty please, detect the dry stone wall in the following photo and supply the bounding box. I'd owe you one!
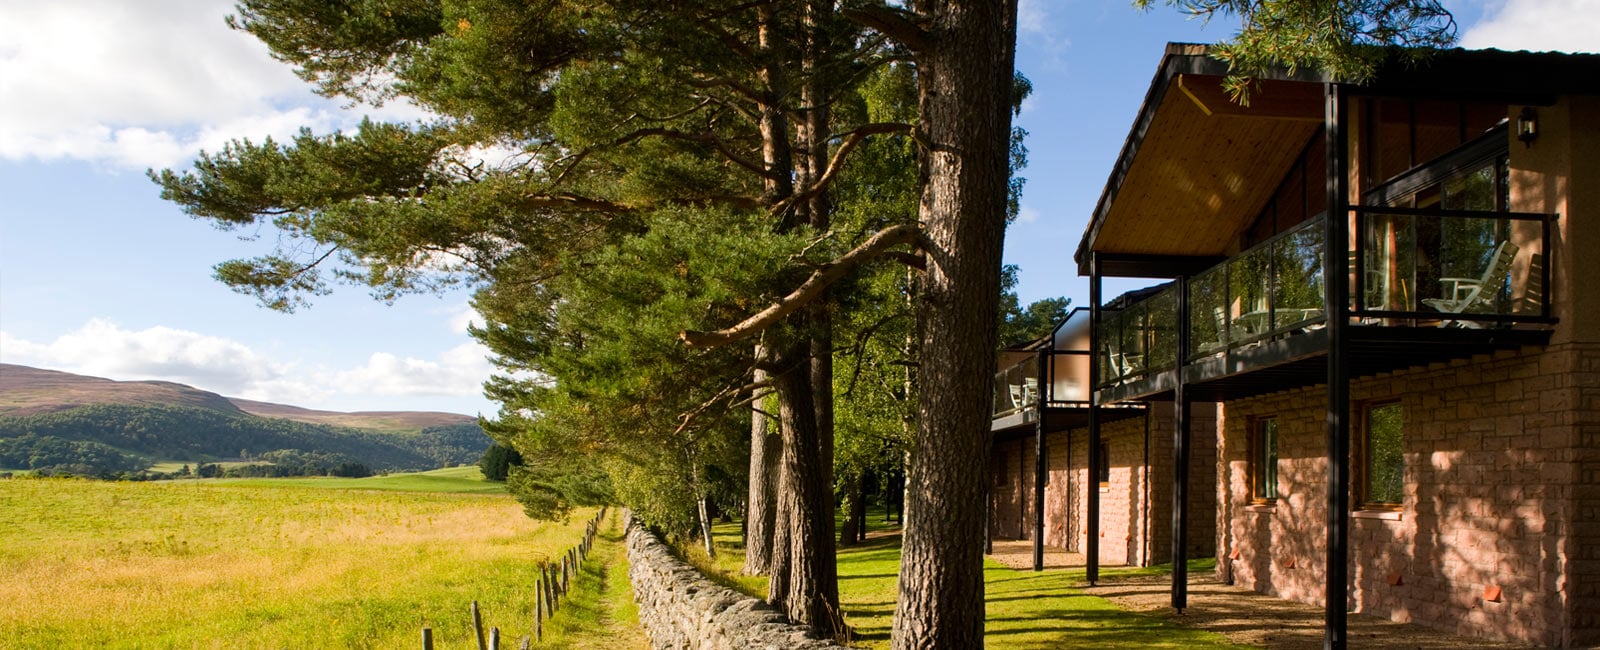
[624,512,850,650]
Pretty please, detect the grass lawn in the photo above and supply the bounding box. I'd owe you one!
[0,475,625,648]
[682,512,1245,649]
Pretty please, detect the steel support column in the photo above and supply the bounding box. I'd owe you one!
[1172,275,1191,612]
[1033,348,1049,571]
[1323,83,1352,650]
[1087,253,1102,585]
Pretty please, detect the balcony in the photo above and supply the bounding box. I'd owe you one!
[1097,207,1553,402]
[992,309,1139,436]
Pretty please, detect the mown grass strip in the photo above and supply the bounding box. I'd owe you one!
[536,510,650,649]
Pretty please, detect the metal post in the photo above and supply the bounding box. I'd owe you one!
[1033,347,1049,571]
[1173,275,1192,612]
[1087,252,1102,585]
[1323,82,1352,650]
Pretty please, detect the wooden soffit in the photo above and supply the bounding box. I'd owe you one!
[1082,73,1322,273]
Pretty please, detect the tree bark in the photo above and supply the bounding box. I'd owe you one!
[839,471,863,545]
[891,1,1018,648]
[744,362,780,575]
[698,495,717,558]
[769,349,841,635]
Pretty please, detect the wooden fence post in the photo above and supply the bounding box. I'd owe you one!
[535,578,543,641]
[421,627,433,650]
[490,627,500,650]
[472,600,487,650]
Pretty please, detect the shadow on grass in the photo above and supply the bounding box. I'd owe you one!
[675,508,1242,649]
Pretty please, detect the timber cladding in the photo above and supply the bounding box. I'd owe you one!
[1217,342,1598,646]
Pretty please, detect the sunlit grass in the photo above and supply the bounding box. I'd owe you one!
[0,477,589,648]
[684,508,1244,649]
[210,465,506,493]
[537,512,649,650]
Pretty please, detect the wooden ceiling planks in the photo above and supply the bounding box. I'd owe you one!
[1091,76,1321,260]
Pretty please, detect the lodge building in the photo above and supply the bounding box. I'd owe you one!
[988,43,1600,648]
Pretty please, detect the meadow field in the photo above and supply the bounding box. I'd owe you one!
[0,472,616,649]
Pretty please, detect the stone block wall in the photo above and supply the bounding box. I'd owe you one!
[1216,343,1594,646]
[624,513,849,650]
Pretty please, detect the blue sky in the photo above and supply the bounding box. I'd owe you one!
[1,0,1593,415]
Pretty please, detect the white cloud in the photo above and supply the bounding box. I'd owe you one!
[1461,0,1600,53]
[331,343,495,398]
[0,319,287,394]
[0,0,432,169]
[1016,0,1071,69]
[1018,0,1050,34]
[0,319,492,411]
[1016,204,1041,224]
[445,304,484,335]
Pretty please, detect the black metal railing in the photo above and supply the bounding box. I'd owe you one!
[1352,206,1552,325]
[1094,207,1553,389]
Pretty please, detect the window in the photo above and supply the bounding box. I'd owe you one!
[1250,418,1279,502]
[1363,402,1405,508]
[1096,441,1110,487]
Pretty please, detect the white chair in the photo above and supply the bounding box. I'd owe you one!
[1421,240,1519,328]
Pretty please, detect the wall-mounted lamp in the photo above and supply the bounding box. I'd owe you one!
[1516,107,1539,147]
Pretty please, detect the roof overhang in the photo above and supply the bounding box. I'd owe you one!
[1075,44,1600,277]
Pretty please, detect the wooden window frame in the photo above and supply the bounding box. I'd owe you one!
[1248,417,1280,504]
[1357,400,1406,511]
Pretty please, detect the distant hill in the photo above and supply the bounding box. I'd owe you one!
[229,398,474,433]
[0,364,493,477]
[0,364,243,417]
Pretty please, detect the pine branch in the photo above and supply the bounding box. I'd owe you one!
[680,223,926,349]
[841,6,930,53]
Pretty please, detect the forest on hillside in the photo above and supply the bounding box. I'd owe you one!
[0,403,491,478]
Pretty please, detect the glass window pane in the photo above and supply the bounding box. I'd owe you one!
[1252,419,1279,500]
[1366,403,1405,505]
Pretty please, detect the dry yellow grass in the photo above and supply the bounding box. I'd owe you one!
[0,478,596,649]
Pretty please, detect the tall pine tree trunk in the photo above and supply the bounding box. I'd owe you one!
[744,362,780,575]
[770,350,841,634]
[891,1,1018,648]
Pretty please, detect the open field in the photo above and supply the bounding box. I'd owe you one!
[210,464,508,494]
[0,476,591,648]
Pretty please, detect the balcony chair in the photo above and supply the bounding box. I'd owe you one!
[1106,350,1143,383]
[1421,240,1520,328]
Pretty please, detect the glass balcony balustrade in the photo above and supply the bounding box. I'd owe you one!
[992,350,1094,421]
[1187,216,1327,363]
[993,354,1040,420]
[1095,208,1551,389]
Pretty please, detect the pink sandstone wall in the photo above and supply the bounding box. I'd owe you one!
[990,404,1217,567]
[1217,343,1596,646]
